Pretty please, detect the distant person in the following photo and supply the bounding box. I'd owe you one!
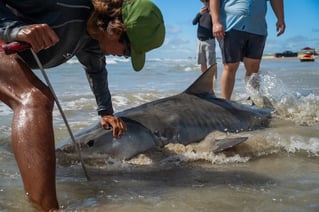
[210,0,285,99]
[192,0,217,93]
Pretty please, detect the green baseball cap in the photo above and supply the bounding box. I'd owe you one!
[122,0,165,71]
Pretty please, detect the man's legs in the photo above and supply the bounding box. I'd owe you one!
[221,62,240,99]
[0,53,59,211]
[218,30,242,100]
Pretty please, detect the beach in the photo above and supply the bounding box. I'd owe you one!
[0,57,318,211]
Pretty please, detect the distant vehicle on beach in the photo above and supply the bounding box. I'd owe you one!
[274,50,298,58]
[299,47,315,62]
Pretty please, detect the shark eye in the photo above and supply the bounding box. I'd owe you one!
[87,140,95,147]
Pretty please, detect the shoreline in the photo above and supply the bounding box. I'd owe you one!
[211,55,317,61]
[262,55,318,60]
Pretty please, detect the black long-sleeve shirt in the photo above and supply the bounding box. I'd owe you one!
[0,0,113,116]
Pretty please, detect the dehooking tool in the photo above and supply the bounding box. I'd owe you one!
[2,41,90,180]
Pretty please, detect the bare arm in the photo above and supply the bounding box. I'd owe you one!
[270,0,285,36]
[209,0,224,40]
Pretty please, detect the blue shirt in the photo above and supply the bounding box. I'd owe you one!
[220,0,268,36]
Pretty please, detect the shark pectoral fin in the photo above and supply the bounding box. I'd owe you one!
[213,137,248,153]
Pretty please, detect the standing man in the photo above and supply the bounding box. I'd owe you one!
[210,0,285,99]
[193,0,217,93]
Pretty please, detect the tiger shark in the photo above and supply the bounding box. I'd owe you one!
[56,65,271,160]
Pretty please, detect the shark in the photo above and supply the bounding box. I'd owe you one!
[56,65,271,160]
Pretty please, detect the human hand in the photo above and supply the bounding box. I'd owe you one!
[213,23,225,40]
[100,115,127,138]
[276,21,285,36]
[16,24,59,52]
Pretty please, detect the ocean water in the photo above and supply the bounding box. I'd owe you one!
[0,57,318,211]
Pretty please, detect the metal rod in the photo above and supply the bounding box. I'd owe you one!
[30,49,90,181]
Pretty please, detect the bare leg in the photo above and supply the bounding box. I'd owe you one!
[0,53,59,211]
[200,63,207,73]
[212,66,217,91]
[243,57,261,80]
[221,62,240,99]
[243,57,262,91]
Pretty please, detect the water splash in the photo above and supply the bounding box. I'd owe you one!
[245,71,319,126]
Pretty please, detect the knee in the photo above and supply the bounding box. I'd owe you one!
[223,63,239,73]
[243,59,260,74]
[20,87,54,112]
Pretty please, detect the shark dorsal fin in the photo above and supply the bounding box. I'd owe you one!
[184,64,217,95]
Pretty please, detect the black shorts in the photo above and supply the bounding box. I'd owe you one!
[219,29,266,63]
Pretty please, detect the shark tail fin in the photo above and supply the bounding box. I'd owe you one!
[213,137,248,153]
[184,64,217,95]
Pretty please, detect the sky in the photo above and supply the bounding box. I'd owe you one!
[148,0,319,59]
